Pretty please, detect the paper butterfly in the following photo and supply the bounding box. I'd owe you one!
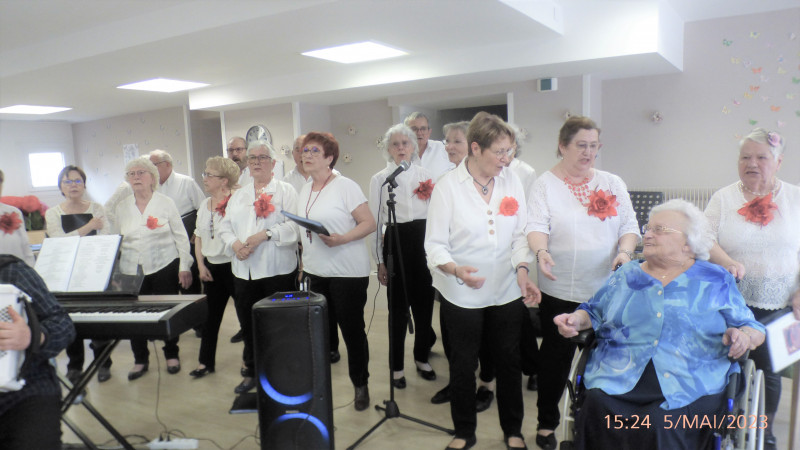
[752,67,762,74]
[744,92,754,99]
[750,31,760,39]
[777,121,786,128]
[770,106,781,112]
[760,75,769,82]
[749,85,760,92]
[761,96,770,102]
[722,39,733,46]
[792,77,800,84]
[777,67,787,74]
[743,60,751,67]
[730,57,741,64]
[749,119,758,125]
[777,55,784,63]
[787,94,796,100]
[733,99,741,105]
[722,106,730,114]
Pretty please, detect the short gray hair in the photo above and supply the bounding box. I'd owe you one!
[125,156,159,192]
[509,123,524,157]
[381,124,419,162]
[149,149,173,164]
[404,112,429,126]
[649,199,713,260]
[247,139,277,160]
[740,128,785,160]
[442,121,469,139]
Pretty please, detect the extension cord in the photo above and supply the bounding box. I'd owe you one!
[147,438,198,449]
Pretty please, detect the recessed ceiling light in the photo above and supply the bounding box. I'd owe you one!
[0,105,72,115]
[302,41,407,64]
[117,78,209,93]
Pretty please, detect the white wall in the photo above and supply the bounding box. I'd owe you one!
[222,104,295,175]
[71,106,191,204]
[0,120,76,207]
[602,8,800,189]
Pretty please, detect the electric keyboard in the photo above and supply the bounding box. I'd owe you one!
[58,294,207,340]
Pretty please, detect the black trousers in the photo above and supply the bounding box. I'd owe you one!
[66,339,112,371]
[0,395,62,450]
[383,220,435,370]
[441,297,526,440]
[233,270,298,375]
[575,361,725,450]
[749,306,782,440]
[131,259,180,364]
[479,306,540,382]
[536,292,579,431]
[197,260,235,369]
[305,273,370,387]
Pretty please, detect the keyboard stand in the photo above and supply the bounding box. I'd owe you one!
[60,339,135,450]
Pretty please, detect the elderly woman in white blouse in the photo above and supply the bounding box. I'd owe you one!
[426,112,539,450]
[217,140,299,395]
[444,121,470,167]
[114,157,193,381]
[369,124,437,390]
[705,128,799,450]
[526,116,640,450]
[46,165,113,383]
[189,156,241,379]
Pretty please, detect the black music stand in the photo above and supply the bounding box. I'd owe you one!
[347,182,453,450]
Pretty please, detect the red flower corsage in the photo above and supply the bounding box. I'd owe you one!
[146,216,164,230]
[499,196,519,216]
[0,212,22,234]
[738,192,778,227]
[254,193,275,218]
[215,194,231,217]
[587,189,619,221]
[413,179,434,200]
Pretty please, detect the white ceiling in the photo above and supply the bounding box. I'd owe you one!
[0,0,797,123]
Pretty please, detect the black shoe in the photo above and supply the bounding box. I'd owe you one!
[416,366,437,381]
[431,385,451,404]
[166,359,181,374]
[330,351,341,364]
[505,434,527,450]
[66,369,81,385]
[764,433,777,450]
[392,377,407,389]
[354,385,370,411]
[194,328,203,338]
[97,366,112,383]
[189,367,214,378]
[475,386,494,413]
[234,377,256,394]
[445,435,476,450]
[526,374,538,391]
[534,433,556,450]
[128,364,149,381]
[230,329,244,343]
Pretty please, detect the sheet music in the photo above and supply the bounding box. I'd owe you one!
[34,236,80,292]
[67,235,121,292]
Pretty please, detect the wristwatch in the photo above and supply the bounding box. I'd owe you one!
[265,229,273,241]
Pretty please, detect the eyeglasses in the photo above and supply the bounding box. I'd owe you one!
[126,170,148,178]
[62,179,84,185]
[487,148,514,160]
[642,224,684,235]
[573,142,601,152]
[247,155,272,163]
[202,172,222,179]
[227,146,246,153]
[302,146,323,156]
[152,160,169,166]
[410,126,429,133]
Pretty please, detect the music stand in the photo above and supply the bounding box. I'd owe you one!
[347,180,453,449]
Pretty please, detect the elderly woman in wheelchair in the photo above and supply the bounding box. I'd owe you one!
[553,200,765,450]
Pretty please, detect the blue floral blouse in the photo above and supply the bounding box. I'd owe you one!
[577,259,764,410]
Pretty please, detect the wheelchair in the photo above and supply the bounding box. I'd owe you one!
[558,330,766,450]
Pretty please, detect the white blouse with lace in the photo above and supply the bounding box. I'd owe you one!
[705,181,800,310]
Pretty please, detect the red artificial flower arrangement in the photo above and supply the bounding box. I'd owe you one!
[215,194,231,217]
[0,195,48,230]
[499,196,519,216]
[254,193,275,218]
[738,192,778,227]
[146,216,164,230]
[413,179,434,200]
[0,212,22,235]
[587,189,619,221]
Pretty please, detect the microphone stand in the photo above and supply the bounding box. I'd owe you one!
[347,180,453,449]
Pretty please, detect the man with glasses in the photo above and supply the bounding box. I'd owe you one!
[227,136,252,187]
[404,112,454,180]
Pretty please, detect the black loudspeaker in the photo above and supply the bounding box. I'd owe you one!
[252,291,333,449]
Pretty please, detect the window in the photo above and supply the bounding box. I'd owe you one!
[28,152,65,188]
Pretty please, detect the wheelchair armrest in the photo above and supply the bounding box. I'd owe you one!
[569,328,595,347]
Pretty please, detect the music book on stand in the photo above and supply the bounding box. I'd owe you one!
[34,235,121,293]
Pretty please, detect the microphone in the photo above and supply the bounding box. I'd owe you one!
[382,160,411,188]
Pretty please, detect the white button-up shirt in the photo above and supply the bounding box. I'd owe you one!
[425,162,531,308]
[159,171,205,216]
[415,140,455,182]
[217,180,298,280]
[508,158,537,200]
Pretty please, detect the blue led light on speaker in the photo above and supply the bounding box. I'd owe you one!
[270,293,312,302]
[259,373,312,405]
[271,413,330,442]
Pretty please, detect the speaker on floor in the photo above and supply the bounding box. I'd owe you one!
[252,291,333,450]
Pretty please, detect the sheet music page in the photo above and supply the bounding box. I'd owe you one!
[67,235,121,292]
[34,236,80,292]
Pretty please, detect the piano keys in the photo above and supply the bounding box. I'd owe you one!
[58,294,207,340]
